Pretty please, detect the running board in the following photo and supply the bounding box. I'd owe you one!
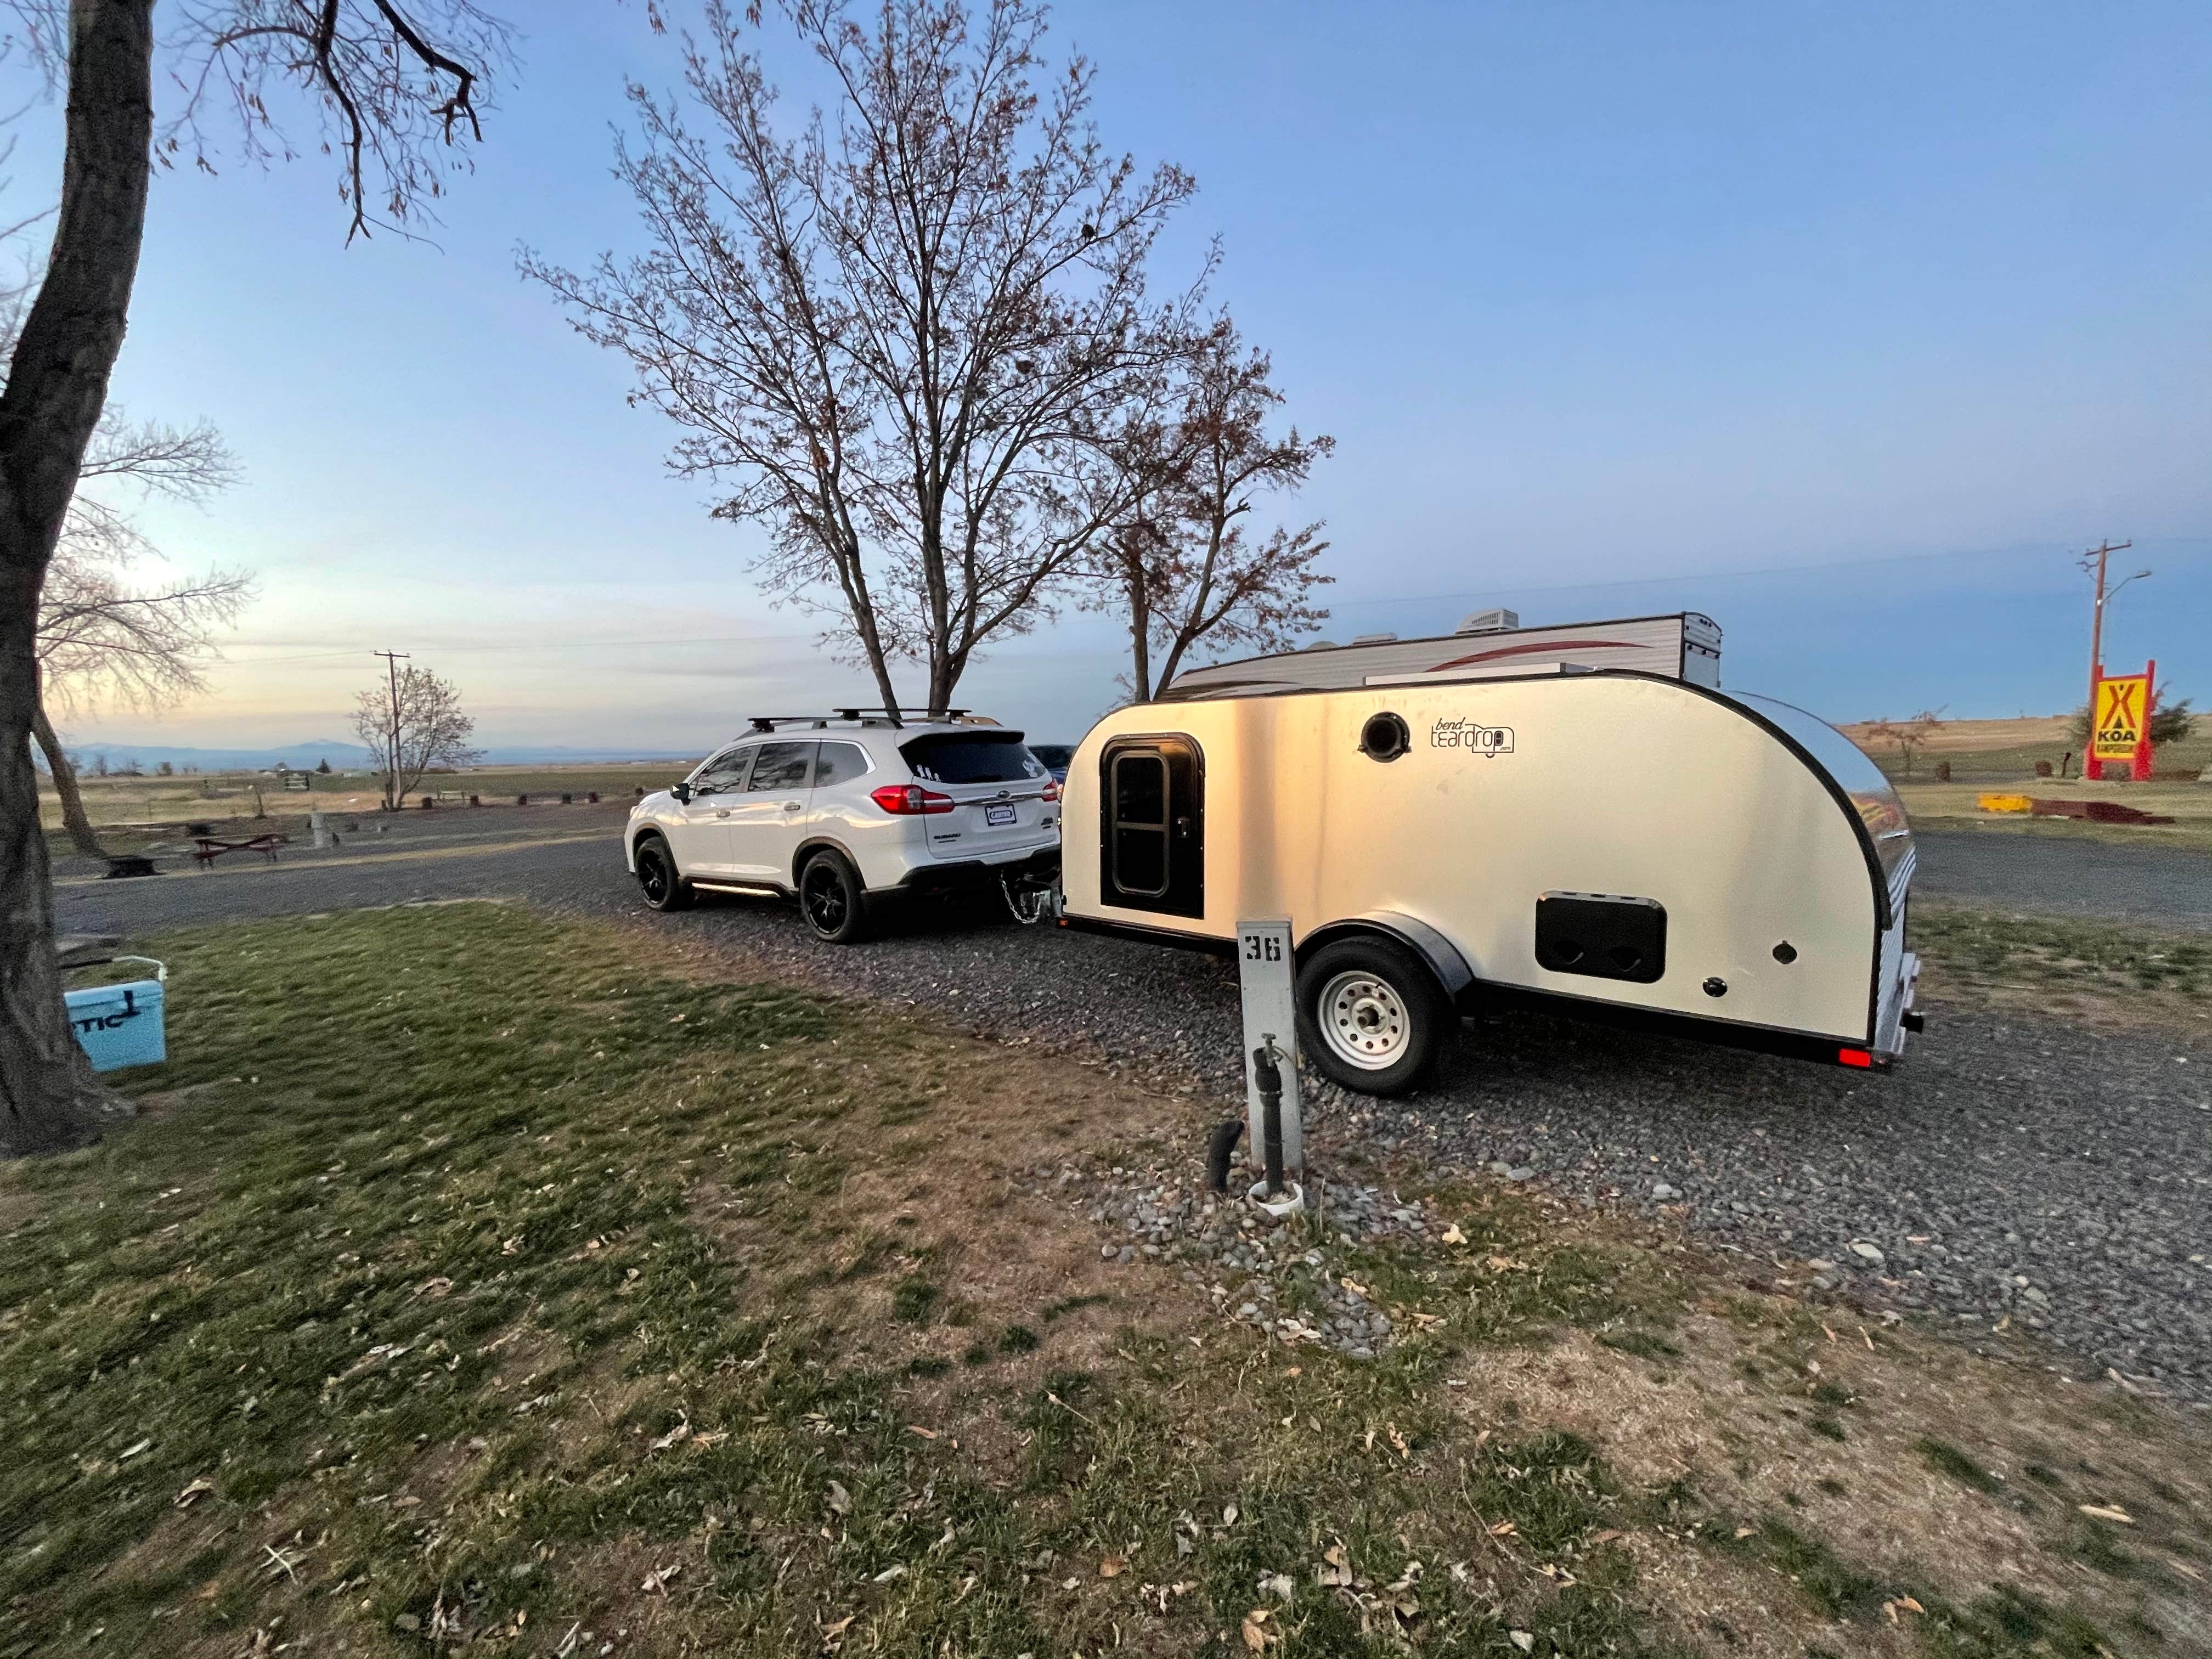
[691,879,785,898]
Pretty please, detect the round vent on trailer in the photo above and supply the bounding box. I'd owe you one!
[1359,712,1410,762]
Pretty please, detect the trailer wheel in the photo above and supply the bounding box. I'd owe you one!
[1296,935,1453,1096]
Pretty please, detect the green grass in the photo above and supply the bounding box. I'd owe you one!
[1912,902,2212,1002]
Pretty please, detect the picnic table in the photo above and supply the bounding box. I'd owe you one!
[190,833,290,867]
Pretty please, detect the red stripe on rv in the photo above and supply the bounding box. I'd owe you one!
[1426,639,1643,670]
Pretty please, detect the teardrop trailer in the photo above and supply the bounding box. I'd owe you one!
[1056,612,1922,1095]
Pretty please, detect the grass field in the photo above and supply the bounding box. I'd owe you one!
[4,904,2206,1657]
[38,761,706,837]
[1841,715,2210,787]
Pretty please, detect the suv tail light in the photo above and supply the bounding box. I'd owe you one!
[871,783,956,816]
[1042,780,1060,803]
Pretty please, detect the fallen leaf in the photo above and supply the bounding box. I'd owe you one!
[1733,1526,1755,1539]
[1895,1596,1925,1615]
[173,1477,215,1509]
[1258,1571,1294,1602]
[649,1423,691,1453]
[1509,1634,1534,1654]
[1441,1223,1466,1245]
[1098,1555,1125,1579]
[827,1480,852,1517]
[1240,1609,1274,1651]
[118,1438,151,1462]
[1487,1519,1517,1537]
[1589,1528,1624,1545]
[905,1425,939,1440]
[873,1564,907,1584]
[1222,1503,1239,1526]
[1318,1543,1355,1588]
[2079,1504,2135,1525]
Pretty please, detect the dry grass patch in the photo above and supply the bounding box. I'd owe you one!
[3,904,2207,1658]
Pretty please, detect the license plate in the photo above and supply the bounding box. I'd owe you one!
[985,803,1017,826]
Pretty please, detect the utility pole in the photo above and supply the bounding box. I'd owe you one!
[373,650,409,811]
[2079,540,2131,698]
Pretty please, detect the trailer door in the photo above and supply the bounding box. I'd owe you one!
[1099,736,1204,918]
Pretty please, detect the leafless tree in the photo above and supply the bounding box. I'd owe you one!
[33,406,250,858]
[0,2,516,1157]
[352,662,479,811]
[1861,709,1947,779]
[523,0,1204,715]
[1098,320,1333,702]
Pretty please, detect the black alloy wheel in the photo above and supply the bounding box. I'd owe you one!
[800,851,871,944]
[635,836,693,912]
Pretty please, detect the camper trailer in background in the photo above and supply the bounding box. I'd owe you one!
[1058,611,1920,1096]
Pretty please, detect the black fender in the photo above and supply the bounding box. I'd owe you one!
[792,835,865,888]
[1296,912,1475,998]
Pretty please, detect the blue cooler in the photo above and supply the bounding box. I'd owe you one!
[64,957,168,1073]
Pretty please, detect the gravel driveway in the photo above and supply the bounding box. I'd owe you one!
[56,809,2212,1405]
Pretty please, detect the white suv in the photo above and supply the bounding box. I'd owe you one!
[625,714,1062,943]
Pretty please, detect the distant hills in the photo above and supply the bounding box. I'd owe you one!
[52,739,702,772]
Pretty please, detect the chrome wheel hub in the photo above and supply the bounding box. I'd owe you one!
[1319,970,1410,1070]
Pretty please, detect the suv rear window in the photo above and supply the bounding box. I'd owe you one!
[900,732,1046,785]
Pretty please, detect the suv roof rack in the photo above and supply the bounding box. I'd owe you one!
[744,707,972,733]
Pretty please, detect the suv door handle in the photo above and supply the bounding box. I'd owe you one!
[714,809,732,819]
[781,800,803,811]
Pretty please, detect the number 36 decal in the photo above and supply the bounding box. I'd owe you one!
[1243,935,1283,962]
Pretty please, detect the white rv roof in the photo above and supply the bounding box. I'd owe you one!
[1160,612,1723,700]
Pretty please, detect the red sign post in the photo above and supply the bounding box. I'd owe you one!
[2086,659,2155,782]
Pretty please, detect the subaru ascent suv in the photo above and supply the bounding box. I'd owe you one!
[625,712,1061,943]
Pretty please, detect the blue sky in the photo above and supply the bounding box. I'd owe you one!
[19,0,2209,751]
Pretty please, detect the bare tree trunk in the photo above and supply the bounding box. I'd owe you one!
[1126,560,1153,702]
[0,1,155,1157]
[32,704,108,860]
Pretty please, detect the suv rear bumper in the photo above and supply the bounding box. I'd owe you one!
[889,845,1060,898]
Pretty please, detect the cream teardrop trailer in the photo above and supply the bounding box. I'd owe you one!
[1058,612,1921,1095]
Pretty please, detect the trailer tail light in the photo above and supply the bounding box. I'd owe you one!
[1837,1047,1874,1068]
[870,783,955,816]
[1042,780,1061,803]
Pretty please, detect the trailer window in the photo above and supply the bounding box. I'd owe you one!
[1110,752,1170,896]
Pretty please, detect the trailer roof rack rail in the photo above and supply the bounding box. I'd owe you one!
[745,707,972,733]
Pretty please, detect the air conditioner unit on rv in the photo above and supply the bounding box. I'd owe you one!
[1455,608,1519,635]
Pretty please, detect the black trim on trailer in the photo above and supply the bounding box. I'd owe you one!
[1058,911,1237,958]
[1470,979,1886,1070]
[1059,911,1882,1070]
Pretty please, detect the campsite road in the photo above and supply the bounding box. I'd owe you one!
[1914,828,2212,930]
[56,810,2212,1404]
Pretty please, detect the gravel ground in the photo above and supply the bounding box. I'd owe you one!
[55,810,2212,1405]
[1033,1155,1444,1358]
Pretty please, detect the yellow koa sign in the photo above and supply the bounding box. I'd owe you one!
[2092,674,2148,761]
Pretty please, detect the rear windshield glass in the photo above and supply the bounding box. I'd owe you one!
[901,732,1046,785]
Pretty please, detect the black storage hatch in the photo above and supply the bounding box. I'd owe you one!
[1534,892,1667,984]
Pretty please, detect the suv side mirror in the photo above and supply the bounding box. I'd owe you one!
[670,780,693,803]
